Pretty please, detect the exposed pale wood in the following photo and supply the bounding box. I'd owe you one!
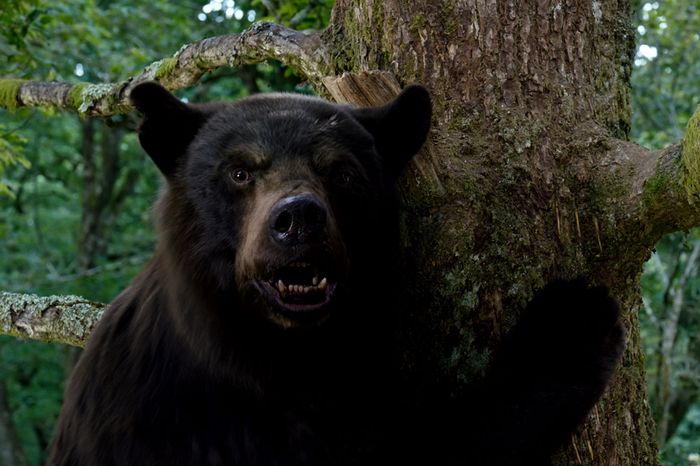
[322,71,444,195]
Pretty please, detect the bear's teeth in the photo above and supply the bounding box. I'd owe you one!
[312,276,319,286]
[281,283,325,294]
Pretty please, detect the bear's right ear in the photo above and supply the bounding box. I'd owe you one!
[350,85,432,180]
[129,82,207,177]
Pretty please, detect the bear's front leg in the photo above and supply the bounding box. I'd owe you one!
[468,279,626,466]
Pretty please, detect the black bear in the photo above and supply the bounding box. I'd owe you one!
[47,82,624,466]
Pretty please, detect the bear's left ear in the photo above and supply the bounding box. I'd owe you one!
[351,85,432,179]
[129,82,209,177]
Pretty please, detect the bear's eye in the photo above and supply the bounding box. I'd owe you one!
[230,168,252,184]
[335,170,354,187]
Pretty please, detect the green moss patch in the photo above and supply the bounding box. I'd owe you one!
[154,57,178,80]
[681,105,700,205]
[642,169,673,210]
[67,83,89,110]
[0,79,26,112]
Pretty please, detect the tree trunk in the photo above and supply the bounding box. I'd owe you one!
[78,119,129,270]
[321,1,661,464]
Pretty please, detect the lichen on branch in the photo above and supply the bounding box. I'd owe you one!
[0,292,105,347]
[0,22,330,117]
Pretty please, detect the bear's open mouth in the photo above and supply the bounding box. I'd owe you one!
[255,261,337,314]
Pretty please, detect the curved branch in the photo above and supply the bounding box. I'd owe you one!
[0,22,330,117]
[0,292,104,347]
[596,139,696,246]
[593,105,700,249]
[633,105,700,236]
[639,143,698,233]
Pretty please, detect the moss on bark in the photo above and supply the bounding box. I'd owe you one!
[0,79,26,112]
[66,83,89,111]
[682,105,700,206]
[328,0,661,463]
[153,57,178,80]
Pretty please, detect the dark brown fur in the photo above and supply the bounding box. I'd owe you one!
[47,83,624,466]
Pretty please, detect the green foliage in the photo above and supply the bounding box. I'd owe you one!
[253,0,333,30]
[665,405,700,464]
[634,1,700,464]
[641,231,700,465]
[0,338,65,466]
[1,112,157,300]
[0,122,31,198]
[631,0,700,149]
[0,80,31,197]
[0,0,49,77]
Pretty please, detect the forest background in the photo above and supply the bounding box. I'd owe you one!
[0,0,698,465]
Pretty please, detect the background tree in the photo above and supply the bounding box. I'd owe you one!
[1,1,700,465]
[641,232,700,464]
[632,1,700,463]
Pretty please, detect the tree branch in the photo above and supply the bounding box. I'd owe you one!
[635,105,700,235]
[0,22,330,117]
[590,104,700,249]
[647,146,695,228]
[602,140,690,234]
[0,292,104,347]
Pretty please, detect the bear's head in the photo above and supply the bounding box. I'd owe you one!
[130,82,431,330]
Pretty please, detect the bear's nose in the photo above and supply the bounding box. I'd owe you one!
[268,193,327,246]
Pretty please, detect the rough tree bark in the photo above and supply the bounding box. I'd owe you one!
[2,1,700,464]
